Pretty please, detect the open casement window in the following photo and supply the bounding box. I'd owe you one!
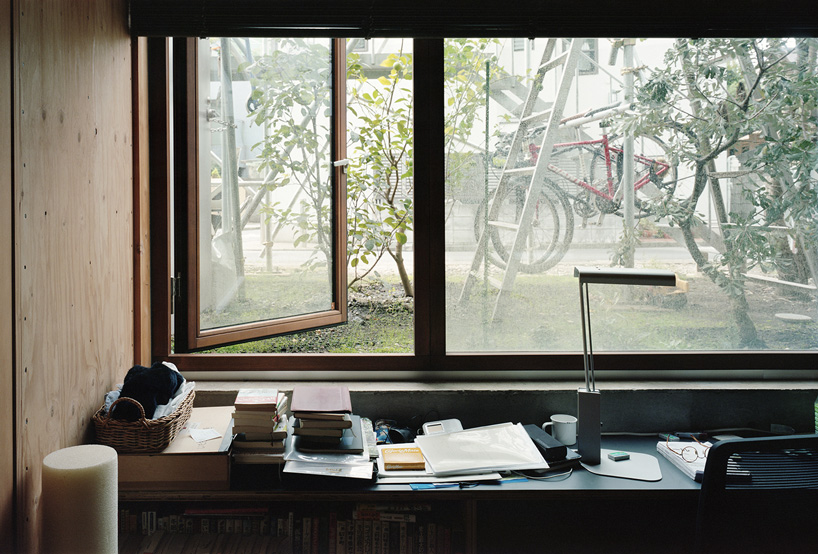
[173,37,348,352]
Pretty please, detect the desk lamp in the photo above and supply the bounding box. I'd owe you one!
[574,266,677,467]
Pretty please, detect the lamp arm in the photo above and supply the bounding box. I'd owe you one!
[579,281,595,392]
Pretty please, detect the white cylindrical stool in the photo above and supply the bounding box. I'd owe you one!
[42,444,118,554]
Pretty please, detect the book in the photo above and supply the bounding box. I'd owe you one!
[233,415,287,437]
[291,411,349,421]
[232,412,277,424]
[292,420,346,438]
[232,438,285,451]
[295,413,353,429]
[232,393,289,420]
[233,424,279,434]
[294,415,365,454]
[291,385,352,415]
[117,406,233,490]
[234,388,279,411]
[381,445,426,471]
[232,452,285,465]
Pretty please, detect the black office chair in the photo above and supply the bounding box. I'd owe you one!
[695,434,818,554]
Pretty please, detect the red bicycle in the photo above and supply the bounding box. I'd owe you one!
[474,133,677,273]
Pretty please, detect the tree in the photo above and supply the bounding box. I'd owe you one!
[248,38,506,298]
[622,38,817,346]
[248,38,335,282]
[346,46,415,295]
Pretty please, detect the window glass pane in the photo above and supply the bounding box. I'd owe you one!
[198,38,334,331]
[201,38,415,353]
[445,38,818,353]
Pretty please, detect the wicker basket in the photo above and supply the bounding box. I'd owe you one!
[92,389,195,453]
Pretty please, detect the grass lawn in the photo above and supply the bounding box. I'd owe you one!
[196,269,817,354]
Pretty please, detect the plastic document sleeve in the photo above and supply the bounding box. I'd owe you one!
[415,422,549,476]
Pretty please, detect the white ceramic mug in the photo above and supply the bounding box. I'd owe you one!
[542,414,577,445]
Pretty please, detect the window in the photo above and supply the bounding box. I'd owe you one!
[578,38,598,75]
[140,13,817,374]
[169,38,348,353]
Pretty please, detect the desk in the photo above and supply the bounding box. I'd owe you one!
[378,435,700,553]
[120,436,699,553]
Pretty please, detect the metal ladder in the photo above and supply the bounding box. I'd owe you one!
[459,38,583,320]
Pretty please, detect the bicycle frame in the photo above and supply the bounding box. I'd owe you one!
[545,135,671,201]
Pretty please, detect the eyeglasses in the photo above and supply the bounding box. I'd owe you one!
[666,436,710,463]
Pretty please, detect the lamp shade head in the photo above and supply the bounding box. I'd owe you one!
[574,266,677,287]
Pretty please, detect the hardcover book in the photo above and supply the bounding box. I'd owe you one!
[291,385,352,415]
[294,415,365,454]
[296,413,353,429]
[292,420,346,438]
[233,419,288,442]
[232,412,277,424]
[231,438,285,452]
[234,388,280,411]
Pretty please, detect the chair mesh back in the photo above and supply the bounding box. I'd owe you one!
[695,435,818,553]
[725,446,818,489]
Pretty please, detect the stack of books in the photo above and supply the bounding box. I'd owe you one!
[284,386,373,481]
[232,389,289,464]
[291,385,363,454]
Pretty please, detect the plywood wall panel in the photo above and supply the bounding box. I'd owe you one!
[134,37,152,365]
[14,1,133,551]
[1,0,14,550]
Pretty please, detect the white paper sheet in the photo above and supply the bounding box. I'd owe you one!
[283,460,374,480]
[414,422,549,476]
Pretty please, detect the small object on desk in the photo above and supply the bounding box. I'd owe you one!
[381,445,426,470]
[607,451,630,461]
[658,433,680,442]
[422,418,463,436]
[523,423,568,462]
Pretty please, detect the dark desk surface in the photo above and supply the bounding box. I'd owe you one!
[375,435,701,495]
[121,434,700,502]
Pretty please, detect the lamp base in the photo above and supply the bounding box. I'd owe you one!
[577,388,601,465]
[581,449,662,481]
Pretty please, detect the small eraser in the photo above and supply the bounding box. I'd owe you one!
[608,451,630,461]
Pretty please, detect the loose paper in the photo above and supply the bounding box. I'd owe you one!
[415,422,549,476]
[189,428,222,443]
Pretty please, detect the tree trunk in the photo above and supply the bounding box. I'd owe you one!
[677,190,762,348]
[389,240,414,298]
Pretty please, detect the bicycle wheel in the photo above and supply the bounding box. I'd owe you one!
[474,177,574,273]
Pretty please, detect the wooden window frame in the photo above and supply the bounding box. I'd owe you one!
[146,37,817,375]
[166,37,348,353]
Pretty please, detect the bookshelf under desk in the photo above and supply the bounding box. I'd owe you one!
[119,436,700,553]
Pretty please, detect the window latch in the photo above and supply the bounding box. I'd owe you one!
[333,159,350,174]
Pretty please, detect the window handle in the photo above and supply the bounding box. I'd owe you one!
[333,159,350,174]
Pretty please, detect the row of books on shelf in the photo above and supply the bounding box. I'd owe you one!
[119,504,463,554]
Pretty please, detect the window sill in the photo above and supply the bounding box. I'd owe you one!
[192,379,818,435]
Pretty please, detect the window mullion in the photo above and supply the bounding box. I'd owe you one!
[413,39,446,366]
